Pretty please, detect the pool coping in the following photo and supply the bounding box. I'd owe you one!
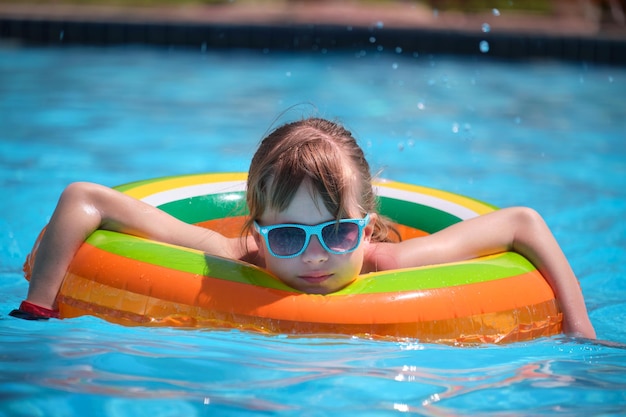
[1,3,625,65]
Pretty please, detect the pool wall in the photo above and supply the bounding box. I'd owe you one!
[1,12,625,65]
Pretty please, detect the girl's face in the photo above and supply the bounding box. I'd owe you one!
[254,182,374,294]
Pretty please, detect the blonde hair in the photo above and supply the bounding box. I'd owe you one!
[245,117,399,243]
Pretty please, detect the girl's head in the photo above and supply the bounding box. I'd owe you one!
[246,117,384,234]
[245,117,397,294]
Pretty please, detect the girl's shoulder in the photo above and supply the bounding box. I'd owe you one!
[236,234,264,267]
[362,241,401,273]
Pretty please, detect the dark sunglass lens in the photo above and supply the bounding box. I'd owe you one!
[268,227,306,256]
[322,223,360,252]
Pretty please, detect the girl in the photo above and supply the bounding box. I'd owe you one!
[11,118,596,339]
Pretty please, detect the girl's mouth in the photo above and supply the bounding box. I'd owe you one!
[298,273,333,284]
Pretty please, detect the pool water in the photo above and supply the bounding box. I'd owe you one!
[1,45,625,416]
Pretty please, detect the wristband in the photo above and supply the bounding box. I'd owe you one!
[10,301,60,320]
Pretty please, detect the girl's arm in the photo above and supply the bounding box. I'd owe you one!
[23,182,240,312]
[389,207,596,339]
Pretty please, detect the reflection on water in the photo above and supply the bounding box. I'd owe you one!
[2,316,625,415]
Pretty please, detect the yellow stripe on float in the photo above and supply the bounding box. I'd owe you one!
[123,173,248,200]
[374,179,496,216]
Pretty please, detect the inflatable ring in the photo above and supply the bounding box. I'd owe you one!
[24,173,562,344]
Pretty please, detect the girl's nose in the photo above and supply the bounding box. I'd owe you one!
[301,236,329,263]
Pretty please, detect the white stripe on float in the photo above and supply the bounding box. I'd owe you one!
[141,181,247,207]
[374,185,479,220]
[141,180,478,220]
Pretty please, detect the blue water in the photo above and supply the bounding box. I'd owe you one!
[1,45,625,415]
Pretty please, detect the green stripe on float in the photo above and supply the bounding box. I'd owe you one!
[378,197,462,232]
[85,230,536,295]
[138,191,460,232]
[157,192,248,223]
[336,252,537,295]
[85,230,294,291]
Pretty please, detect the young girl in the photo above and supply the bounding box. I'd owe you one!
[11,117,596,339]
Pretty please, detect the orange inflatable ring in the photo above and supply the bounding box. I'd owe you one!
[24,172,562,344]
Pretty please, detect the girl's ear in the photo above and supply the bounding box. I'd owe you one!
[252,229,266,257]
[363,213,377,243]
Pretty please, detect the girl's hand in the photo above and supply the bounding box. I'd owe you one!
[25,182,238,310]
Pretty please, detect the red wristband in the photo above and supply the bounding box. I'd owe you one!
[19,301,60,319]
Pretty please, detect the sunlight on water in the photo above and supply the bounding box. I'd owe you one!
[1,46,625,415]
[2,317,625,415]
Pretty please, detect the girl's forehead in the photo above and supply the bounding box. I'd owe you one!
[262,185,330,225]
[262,181,361,224]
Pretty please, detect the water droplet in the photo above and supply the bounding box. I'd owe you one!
[59,30,64,41]
[481,23,491,33]
[285,71,292,77]
[479,40,490,53]
[369,36,377,44]
[413,52,419,58]
[376,21,384,29]
[395,46,403,54]
[377,45,384,52]
[608,76,614,83]
[452,122,460,133]
[394,403,409,412]
[492,8,501,16]
[398,142,405,151]
[417,102,425,110]
[392,62,399,69]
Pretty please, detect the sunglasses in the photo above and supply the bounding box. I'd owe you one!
[254,214,371,259]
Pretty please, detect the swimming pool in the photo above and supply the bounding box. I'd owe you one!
[1,45,625,415]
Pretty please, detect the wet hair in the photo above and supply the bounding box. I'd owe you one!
[244,117,399,243]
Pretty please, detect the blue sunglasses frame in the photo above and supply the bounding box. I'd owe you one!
[254,214,371,259]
